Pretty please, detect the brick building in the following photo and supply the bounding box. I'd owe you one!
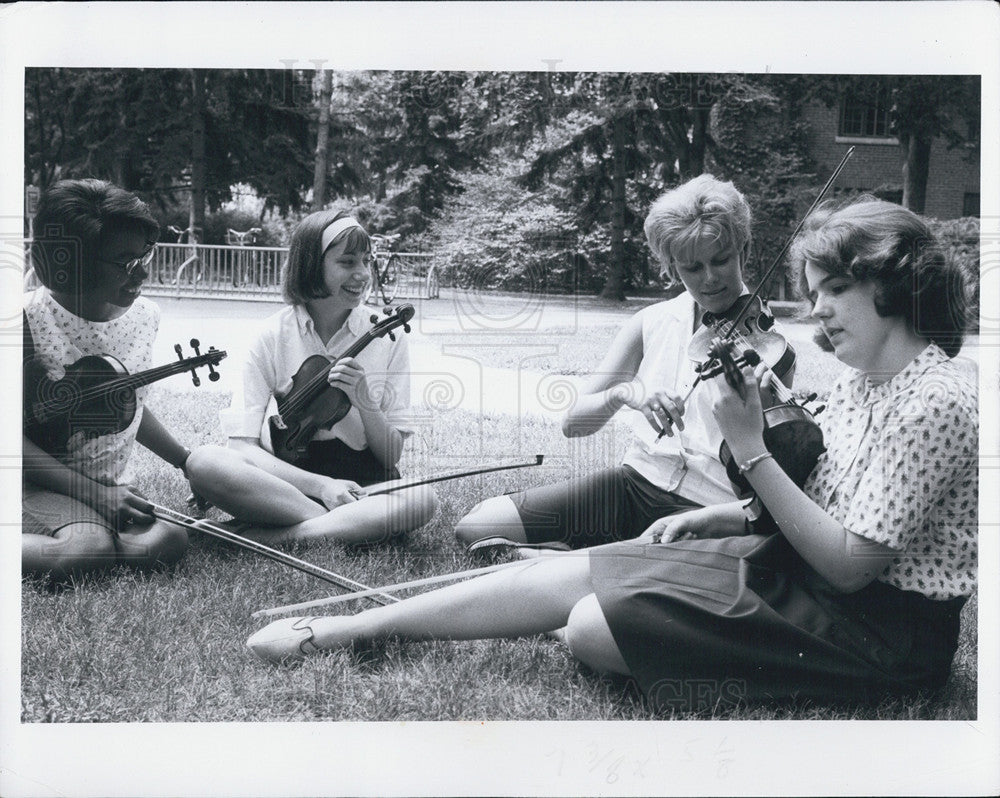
[801,88,980,220]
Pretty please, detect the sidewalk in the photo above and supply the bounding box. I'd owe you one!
[150,292,671,419]
[148,292,979,419]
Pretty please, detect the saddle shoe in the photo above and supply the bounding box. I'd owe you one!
[247,616,321,665]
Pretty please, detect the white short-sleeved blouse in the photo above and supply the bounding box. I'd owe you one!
[220,304,413,451]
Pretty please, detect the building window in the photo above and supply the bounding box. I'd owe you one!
[839,83,894,138]
[963,193,980,217]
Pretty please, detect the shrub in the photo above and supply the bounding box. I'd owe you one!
[927,216,980,332]
[423,167,580,292]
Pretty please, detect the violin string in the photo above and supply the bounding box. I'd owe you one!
[727,329,794,403]
[280,321,391,417]
[34,356,219,416]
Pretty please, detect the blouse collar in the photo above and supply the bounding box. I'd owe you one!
[849,343,949,406]
[293,303,366,339]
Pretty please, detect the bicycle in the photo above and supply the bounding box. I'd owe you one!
[226,227,262,286]
[366,233,402,306]
[167,225,203,288]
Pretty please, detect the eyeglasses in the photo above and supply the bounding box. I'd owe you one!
[99,246,156,278]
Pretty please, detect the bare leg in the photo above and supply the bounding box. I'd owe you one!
[22,523,118,580]
[454,495,528,547]
[187,445,437,545]
[242,485,437,546]
[565,593,629,674]
[248,553,630,667]
[186,445,326,526]
[115,519,189,569]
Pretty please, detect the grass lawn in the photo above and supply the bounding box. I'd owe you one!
[20,320,977,722]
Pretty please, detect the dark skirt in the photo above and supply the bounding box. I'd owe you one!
[300,438,400,487]
[589,534,966,713]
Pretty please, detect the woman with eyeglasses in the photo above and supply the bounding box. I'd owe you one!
[22,179,190,580]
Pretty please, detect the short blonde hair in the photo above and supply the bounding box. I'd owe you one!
[644,174,752,282]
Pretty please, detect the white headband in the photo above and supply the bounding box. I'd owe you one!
[321,217,364,254]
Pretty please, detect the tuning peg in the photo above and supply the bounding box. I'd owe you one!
[174,343,184,360]
[388,332,396,342]
[813,404,826,416]
[370,314,379,324]
[207,346,221,382]
[403,324,411,334]
[383,306,393,315]
[188,339,203,386]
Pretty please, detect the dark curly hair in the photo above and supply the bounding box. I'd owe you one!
[31,179,159,292]
[789,198,968,357]
[282,210,371,305]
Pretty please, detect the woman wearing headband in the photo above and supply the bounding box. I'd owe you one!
[186,211,436,545]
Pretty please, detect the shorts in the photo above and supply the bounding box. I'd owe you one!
[301,438,401,486]
[510,465,700,548]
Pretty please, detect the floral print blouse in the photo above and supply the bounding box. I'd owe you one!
[803,344,977,599]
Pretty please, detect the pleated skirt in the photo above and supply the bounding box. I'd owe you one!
[589,534,967,713]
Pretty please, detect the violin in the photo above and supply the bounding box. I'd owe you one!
[24,339,226,453]
[268,304,415,465]
[705,339,825,503]
[689,294,796,383]
[656,146,856,442]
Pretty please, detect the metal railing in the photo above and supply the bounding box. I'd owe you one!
[144,242,287,300]
[23,242,441,302]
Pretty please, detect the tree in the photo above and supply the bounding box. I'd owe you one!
[521,73,733,299]
[887,76,980,213]
[312,69,334,211]
[189,70,207,239]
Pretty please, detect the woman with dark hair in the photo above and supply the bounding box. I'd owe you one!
[186,210,436,545]
[23,179,190,579]
[250,198,976,713]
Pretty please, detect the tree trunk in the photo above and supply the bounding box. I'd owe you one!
[900,131,932,214]
[600,115,628,301]
[312,69,333,211]
[689,108,709,177]
[189,69,207,241]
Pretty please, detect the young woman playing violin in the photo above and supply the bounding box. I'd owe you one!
[22,180,190,580]
[185,211,436,545]
[455,174,794,554]
[249,197,976,712]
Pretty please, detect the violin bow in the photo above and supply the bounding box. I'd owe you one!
[655,147,855,442]
[149,503,399,605]
[363,455,544,497]
[252,553,583,618]
[720,146,856,341]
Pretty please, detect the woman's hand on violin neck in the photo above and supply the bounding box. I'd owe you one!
[756,364,781,411]
[707,364,767,460]
[316,477,364,510]
[327,357,372,409]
